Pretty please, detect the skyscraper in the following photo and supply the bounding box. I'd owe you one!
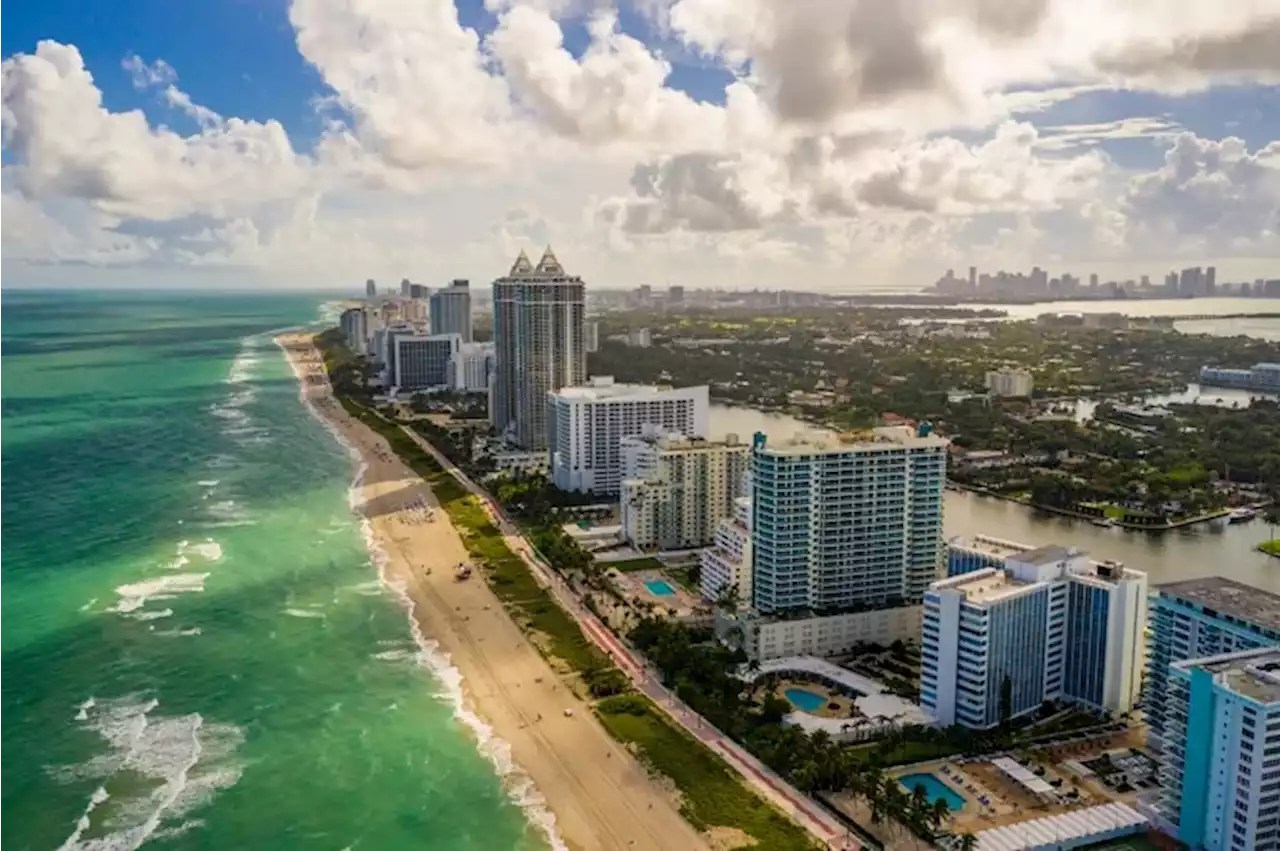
[400,278,411,297]
[491,247,586,450]
[750,425,948,614]
[365,278,376,297]
[429,279,473,342]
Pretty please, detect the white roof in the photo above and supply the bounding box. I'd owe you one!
[743,656,934,734]
[991,757,1055,796]
[976,802,1147,851]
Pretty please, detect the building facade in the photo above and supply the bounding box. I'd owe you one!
[921,547,1147,728]
[1158,647,1280,851]
[619,430,748,551]
[430,279,473,342]
[750,426,948,615]
[365,278,376,297]
[1199,363,1280,393]
[450,342,494,392]
[339,307,369,355]
[725,606,923,662]
[548,378,709,494]
[584,321,600,353]
[491,248,586,449]
[700,497,752,603]
[985,369,1034,397]
[1144,577,1280,747]
[394,334,461,391]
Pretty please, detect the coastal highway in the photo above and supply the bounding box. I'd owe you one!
[398,426,861,851]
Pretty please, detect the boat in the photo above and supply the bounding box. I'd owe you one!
[1229,507,1258,524]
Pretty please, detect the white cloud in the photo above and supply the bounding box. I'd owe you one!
[3,0,1280,289]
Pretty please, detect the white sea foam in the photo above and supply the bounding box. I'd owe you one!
[197,479,219,488]
[345,580,385,597]
[110,574,209,614]
[130,609,174,622]
[75,698,97,722]
[80,598,98,612]
[184,540,223,561]
[275,335,568,850]
[282,608,327,620]
[154,627,203,638]
[53,697,244,851]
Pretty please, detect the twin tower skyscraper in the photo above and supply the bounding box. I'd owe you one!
[490,246,586,451]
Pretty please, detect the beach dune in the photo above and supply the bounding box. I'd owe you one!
[279,332,708,851]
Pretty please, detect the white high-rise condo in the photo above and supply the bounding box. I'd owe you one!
[339,307,369,355]
[985,369,1033,397]
[620,429,747,550]
[549,378,709,494]
[921,547,1147,729]
[700,497,752,604]
[430,279,473,342]
[491,248,586,450]
[750,425,948,614]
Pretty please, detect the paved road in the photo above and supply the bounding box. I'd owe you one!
[399,426,861,850]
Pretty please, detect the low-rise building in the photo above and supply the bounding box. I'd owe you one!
[985,368,1034,397]
[1199,362,1280,393]
[620,430,748,551]
[921,545,1147,728]
[724,606,923,662]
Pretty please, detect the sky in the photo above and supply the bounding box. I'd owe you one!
[2,0,1280,292]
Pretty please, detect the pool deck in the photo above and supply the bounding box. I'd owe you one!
[609,567,703,617]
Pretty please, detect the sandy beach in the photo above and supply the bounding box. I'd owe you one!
[278,332,708,851]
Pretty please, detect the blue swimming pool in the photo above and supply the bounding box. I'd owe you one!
[783,687,827,713]
[899,773,966,811]
[643,579,676,596]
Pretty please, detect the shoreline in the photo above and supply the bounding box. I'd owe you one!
[276,331,708,851]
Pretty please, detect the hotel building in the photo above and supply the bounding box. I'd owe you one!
[491,248,586,450]
[548,378,709,494]
[985,368,1034,397]
[1158,646,1280,851]
[921,546,1148,728]
[620,430,748,551]
[394,334,462,392]
[749,425,948,614]
[1145,577,1280,748]
[700,496,752,603]
[429,279,473,342]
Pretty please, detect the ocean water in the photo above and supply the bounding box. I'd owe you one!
[2,291,549,851]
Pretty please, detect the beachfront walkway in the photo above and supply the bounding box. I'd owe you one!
[397,425,861,851]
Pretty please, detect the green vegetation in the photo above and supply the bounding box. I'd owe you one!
[1261,539,1280,558]
[596,695,817,850]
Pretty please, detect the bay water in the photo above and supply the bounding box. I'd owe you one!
[2,291,549,851]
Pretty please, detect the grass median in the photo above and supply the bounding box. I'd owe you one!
[597,694,818,851]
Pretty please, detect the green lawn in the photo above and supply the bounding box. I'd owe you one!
[596,695,817,851]
[1260,538,1280,558]
[606,556,666,572]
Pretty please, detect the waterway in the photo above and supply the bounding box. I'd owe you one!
[709,404,1280,593]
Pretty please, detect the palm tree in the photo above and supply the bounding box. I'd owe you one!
[957,833,979,851]
[929,797,950,832]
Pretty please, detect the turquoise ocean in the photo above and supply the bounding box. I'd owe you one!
[2,291,552,851]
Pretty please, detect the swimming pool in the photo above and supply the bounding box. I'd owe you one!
[643,579,676,597]
[899,773,966,811]
[783,687,827,713]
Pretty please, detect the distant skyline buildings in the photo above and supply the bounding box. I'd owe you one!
[930,263,1279,300]
[429,279,473,342]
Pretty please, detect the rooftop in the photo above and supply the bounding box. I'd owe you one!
[1175,647,1280,705]
[945,568,1033,605]
[552,377,707,402]
[948,535,1032,561]
[1009,545,1077,567]
[1157,576,1280,633]
[758,425,949,455]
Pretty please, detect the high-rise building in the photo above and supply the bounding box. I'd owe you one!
[401,278,412,297]
[620,430,748,551]
[921,547,1147,728]
[394,334,461,391]
[548,377,709,494]
[628,328,652,347]
[450,342,495,392]
[491,248,586,449]
[1158,646,1280,851]
[365,278,377,297]
[584,321,600,354]
[968,266,977,290]
[1206,265,1217,294]
[430,279,473,342]
[1144,578,1280,747]
[985,369,1033,398]
[409,283,429,300]
[339,307,369,355]
[668,285,685,302]
[750,425,948,614]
